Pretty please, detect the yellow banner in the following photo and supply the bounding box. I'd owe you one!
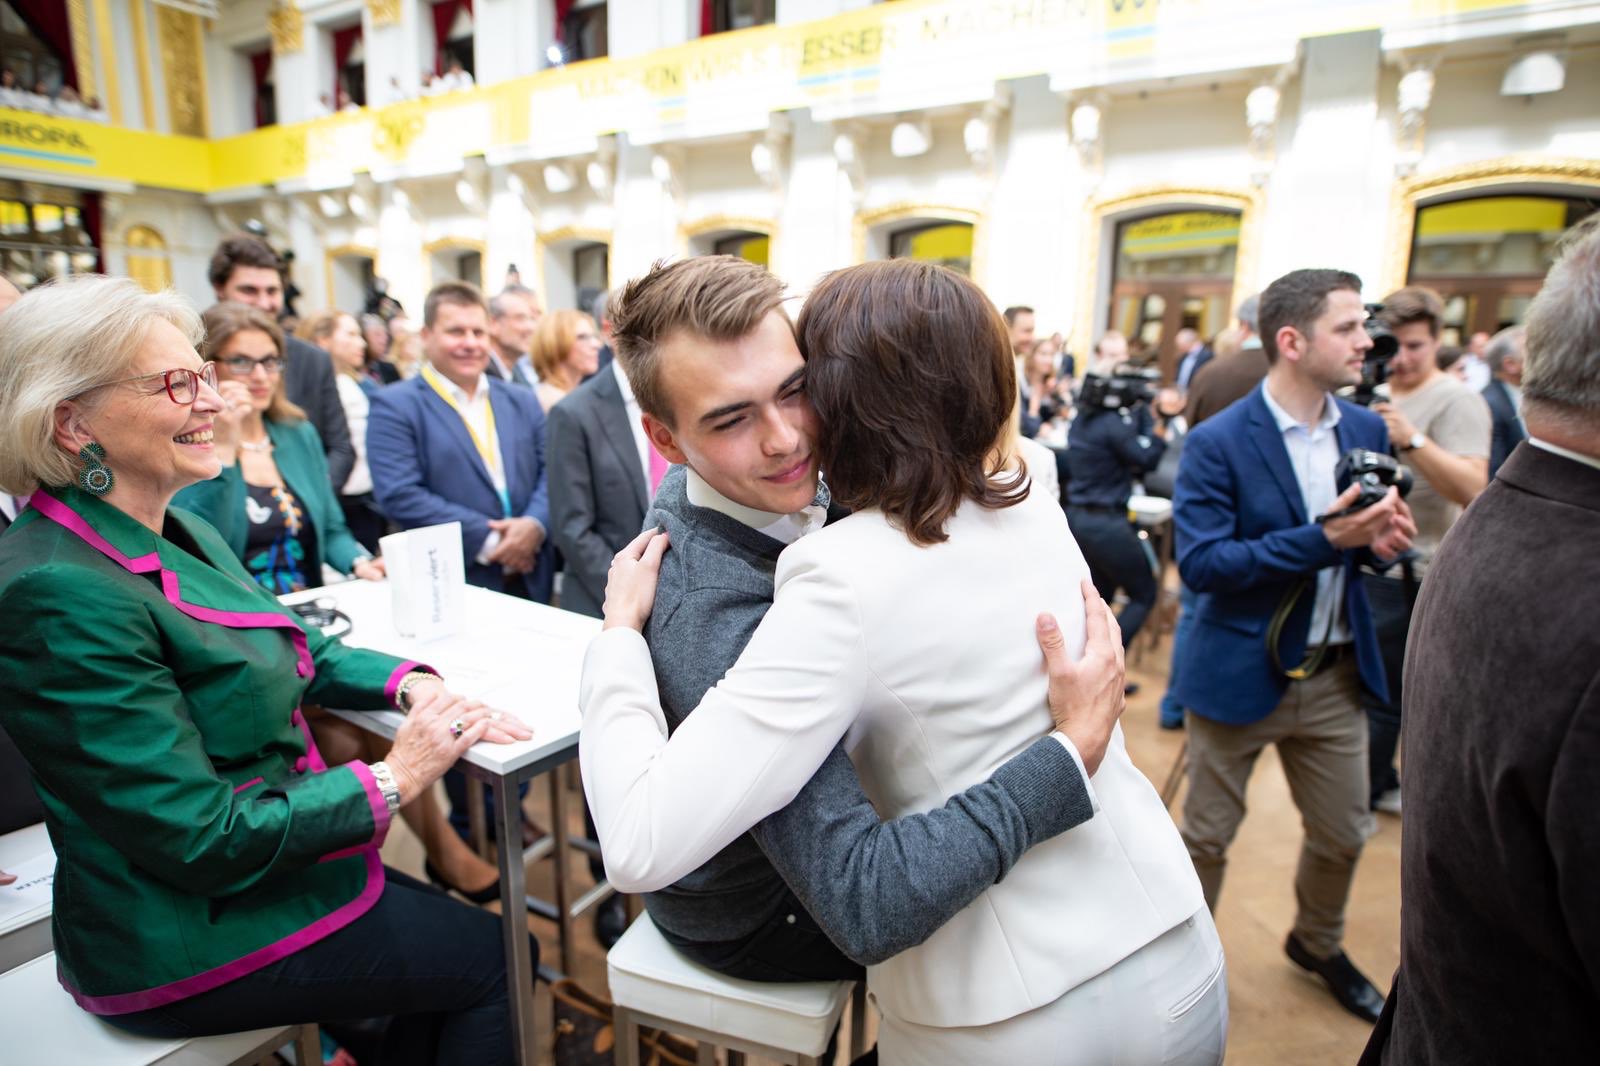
[1415,195,1568,238]
[0,108,211,191]
[1,0,1550,195]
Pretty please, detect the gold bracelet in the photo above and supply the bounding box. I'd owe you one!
[395,671,444,712]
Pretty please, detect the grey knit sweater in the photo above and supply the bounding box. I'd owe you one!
[639,467,1095,964]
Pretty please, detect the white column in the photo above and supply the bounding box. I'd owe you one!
[485,166,538,294]
[1258,31,1392,297]
[285,196,328,315]
[609,136,680,284]
[376,185,428,318]
[363,0,432,103]
[771,112,852,296]
[606,0,695,60]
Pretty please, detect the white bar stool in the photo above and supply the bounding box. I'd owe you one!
[608,913,868,1066]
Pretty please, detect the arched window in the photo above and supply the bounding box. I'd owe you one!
[538,231,610,312]
[888,221,974,276]
[125,225,173,293]
[687,225,771,267]
[1407,194,1597,343]
[1108,209,1239,374]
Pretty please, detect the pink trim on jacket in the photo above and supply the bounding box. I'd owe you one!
[28,492,317,681]
[231,777,265,794]
[63,851,387,1015]
[384,660,427,705]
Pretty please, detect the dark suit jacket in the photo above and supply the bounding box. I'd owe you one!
[1172,385,1390,724]
[546,368,649,617]
[0,721,44,835]
[367,374,554,602]
[1481,377,1526,479]
[1175,344,1213,389]
[284,335,355,490]
[1185,342,1270,427]
[1362,443,1600,1065]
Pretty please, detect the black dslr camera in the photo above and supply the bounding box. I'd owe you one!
[1078,368,1159,412]
[1351,303,1399,406]
[1329,448,1414,517]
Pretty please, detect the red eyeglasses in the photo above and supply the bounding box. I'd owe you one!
[92,363,221,405]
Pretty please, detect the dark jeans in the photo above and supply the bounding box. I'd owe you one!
[104,868,529,1066]
[1363,569,1416,804]
[659,890,863,983]
[1158,582,1198,727]
[1068,507,1158,644]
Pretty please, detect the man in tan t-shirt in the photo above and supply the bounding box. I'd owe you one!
[1365,287,1491,813]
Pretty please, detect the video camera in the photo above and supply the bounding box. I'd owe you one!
[1350,303,1400,406]
[1077,367,1159,412]
[1328,448,1414,518]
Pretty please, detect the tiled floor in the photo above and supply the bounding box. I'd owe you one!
[379,627,1400,1065]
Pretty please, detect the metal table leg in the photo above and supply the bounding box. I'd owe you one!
[549,768,576,976]
[468,777,490,858]
[492,775,539,1066]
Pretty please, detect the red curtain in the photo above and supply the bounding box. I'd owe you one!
[249,49,272,128]
[432,0,473,72]
[10,0,77,90]
[332,24,362,99]
[80,191,102,273]
[552,0,575,43]
[699,0,713,37]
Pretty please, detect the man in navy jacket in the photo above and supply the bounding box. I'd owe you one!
[368,281,554,603]
[1171,268,1415,1024]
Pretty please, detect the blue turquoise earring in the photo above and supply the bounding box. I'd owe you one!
[77,442,113,496]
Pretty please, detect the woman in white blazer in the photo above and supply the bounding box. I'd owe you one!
[584,261,1226,1064]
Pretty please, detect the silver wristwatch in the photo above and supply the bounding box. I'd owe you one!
[369,761,402,815]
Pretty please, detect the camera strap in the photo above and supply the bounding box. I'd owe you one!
[1267,575,1340,681]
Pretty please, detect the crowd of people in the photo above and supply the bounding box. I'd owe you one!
[0,213,1596,1063]
[0,68,108,121]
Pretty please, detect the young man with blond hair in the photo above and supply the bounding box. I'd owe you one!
[580,256,1123,982]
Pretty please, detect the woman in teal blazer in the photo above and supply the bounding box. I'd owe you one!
[173,302,383,592]
[0,277,533,1062]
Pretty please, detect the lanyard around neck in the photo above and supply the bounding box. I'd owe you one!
[421,364,512,517]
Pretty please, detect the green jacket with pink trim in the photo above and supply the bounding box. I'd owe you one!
[0,486,421,1015]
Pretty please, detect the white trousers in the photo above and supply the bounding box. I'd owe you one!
[875,907,1228,1066]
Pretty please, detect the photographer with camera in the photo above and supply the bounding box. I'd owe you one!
[1064,352,1166,646]
[1363,288,1491,814]
[1171,268,1414,1025]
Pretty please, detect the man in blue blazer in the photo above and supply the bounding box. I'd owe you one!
[1172,268,1415,1025]
[368,281,554,603]
[1481,325,1527,479]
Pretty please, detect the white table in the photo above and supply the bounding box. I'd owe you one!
[281,579,602,1066]
[0,822,53,973]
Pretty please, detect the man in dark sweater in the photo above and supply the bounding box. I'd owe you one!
[598,257,1122,980]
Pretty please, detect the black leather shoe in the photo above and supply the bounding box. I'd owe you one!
[1285,933,1385,1023]
[594,894,629,950]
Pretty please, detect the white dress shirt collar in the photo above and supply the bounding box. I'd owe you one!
[1529,437,1600,473]
[685,467,826,546]
[1261,379,1341,436]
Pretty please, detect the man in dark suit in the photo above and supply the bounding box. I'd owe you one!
[1173,328,1213,390]
[1480,324,1527,478]
[487,286,540,388]
[208,235,354,489]
[1173,268,1415,1024]
[367,281,554,603]
[1362,216,1600,1064]
[546,358,656,617]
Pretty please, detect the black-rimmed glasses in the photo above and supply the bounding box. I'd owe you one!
[92,363,220,405]
[218,355,285,376]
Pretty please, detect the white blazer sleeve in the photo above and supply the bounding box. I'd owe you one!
[578,554,871,893]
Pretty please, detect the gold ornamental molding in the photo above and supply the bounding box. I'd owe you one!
[1071,184,1265,363]
[1381,156,1600,294]
[324,243,381,307]
[66,0,94,105]
[269,4,304,55]
[533,226,613,301]
[850,202,985,285]
[678,214,778,264]
[124,223,173,292]
[130,0,157,128]
[366,0,402,27]
[156,5,208,137]
[422,236,488,285]
[88,0,121,122]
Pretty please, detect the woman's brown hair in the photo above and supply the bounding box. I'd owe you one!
[530,309,595,386]
[200,301,306,424]
[796,260,1027,546]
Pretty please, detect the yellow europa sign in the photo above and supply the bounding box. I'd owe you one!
[4,0,1548,196]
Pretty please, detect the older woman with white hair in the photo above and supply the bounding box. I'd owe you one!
[0,275,535,1063]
